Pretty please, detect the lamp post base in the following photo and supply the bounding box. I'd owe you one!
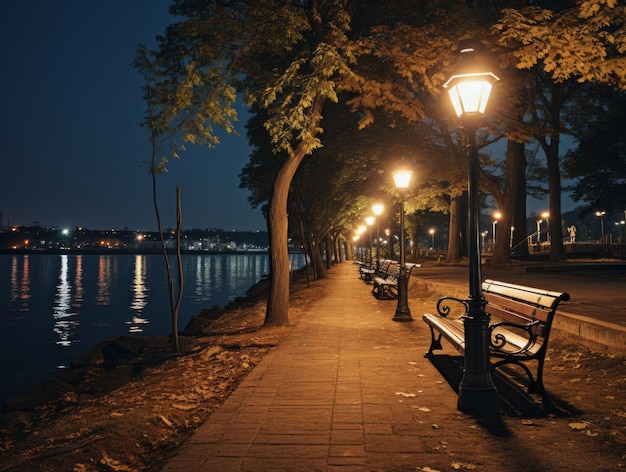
[392,311,413,322]
[392,274,413,322]
[457,385,500,415]
[457,311,499,415]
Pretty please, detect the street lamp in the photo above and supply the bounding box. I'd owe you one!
[356,225,366,261]
[373,203,384,270]
[352,234,360,260]
[392,167,414,322]
[617,220,626,243]
[596,211,606,242]
[444,38,499,414]
[429,228,435,250]
[385,228,393,259]
[492,212,501,248]
[365,216,375,266]
[542,211,550,243]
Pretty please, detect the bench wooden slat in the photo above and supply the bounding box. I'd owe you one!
[483,279,569,308]
[485,292,551,322]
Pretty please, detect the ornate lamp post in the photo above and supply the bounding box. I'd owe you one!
[392,168,414,322]
[443,39,499,414]
[356,225,366,261]
[365,216,375,267]
[596,211,606,242]
[352,234,360,260]
[385,228,393,259]
[492,211,501,248]
[373,203,384,270]
[542,211,550,243]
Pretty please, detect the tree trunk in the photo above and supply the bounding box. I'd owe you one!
[446,195,463,262]
[408,225,416,259]
[335,234,344,263]
[512,141,529,256]
[325,233,333,269]
[312,237,327,279]
[547,137,565,261]
[492,140,524,266]
[264,96,326,327]
[265,152,302,327]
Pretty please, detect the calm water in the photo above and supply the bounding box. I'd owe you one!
[0,252,304,402]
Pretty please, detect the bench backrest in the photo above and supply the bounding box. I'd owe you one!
[482,279,570,338]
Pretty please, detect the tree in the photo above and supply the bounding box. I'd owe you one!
[494,0,626,260]
[133,45,190,352]
[564,87,626,212]
[153,0,359,327]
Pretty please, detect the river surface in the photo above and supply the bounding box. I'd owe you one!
[0,252,304,402]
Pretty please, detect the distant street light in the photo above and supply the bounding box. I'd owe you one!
[352,234,359,259]
[429,228,435,250]
[392,167,414,323]
[373,203,384,270]
[365,216,375,266]
[444,38,499,414]
[542,211,550,243]
[596,211,606,242]
[492,212,501,248]
[385,228,393,259]
[614,221,625,243]
[356,225,366,261]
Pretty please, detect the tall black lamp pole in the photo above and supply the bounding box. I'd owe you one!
[373,203,384,271]
[443,39,500,414]
[392,168,414,322]
[365,216,375,267]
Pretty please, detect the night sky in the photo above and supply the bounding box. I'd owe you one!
[1,1,266,232]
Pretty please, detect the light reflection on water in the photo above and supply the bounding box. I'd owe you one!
[52,255,78,347]
[0,252,304,402]
[128,255,149,333]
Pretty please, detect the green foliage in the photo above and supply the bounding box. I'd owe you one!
[132,43,238,174]
[495,1,626,87]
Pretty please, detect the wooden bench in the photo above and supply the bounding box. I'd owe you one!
[372,263,420,300]
[359,258,393,283]
[355,259,374,281]
[422,279,570,405]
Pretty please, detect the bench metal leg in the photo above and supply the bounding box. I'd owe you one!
[424,325,443,358]
[492,358,552,407]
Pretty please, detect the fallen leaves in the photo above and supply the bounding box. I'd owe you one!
[569,421,590,430]
[100,452,135,471]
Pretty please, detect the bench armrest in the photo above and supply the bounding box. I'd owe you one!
[489,320,541,355]
[436,296,468,319]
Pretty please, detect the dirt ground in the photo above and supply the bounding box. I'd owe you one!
[0,271,625,472]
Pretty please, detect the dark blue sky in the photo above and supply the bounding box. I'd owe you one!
[0,1,266,231]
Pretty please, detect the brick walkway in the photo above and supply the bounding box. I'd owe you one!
[162,262,457,471]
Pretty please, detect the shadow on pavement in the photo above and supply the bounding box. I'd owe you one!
[427,354,584,430]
